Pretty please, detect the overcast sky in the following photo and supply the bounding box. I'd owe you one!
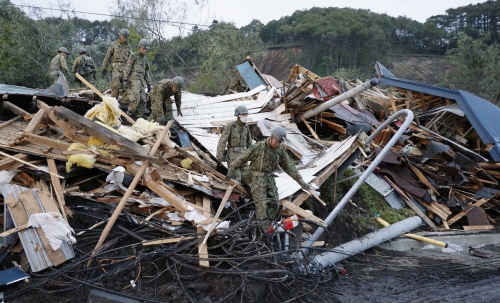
[12,0,488,30]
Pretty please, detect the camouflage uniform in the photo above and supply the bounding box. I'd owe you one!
[102,40,132,97]
[149,79,182,122]
[228,139,306,222]
[48,54,69,85]
[72,54,95,83]
[216,120,252,183]
[122,51,152,119]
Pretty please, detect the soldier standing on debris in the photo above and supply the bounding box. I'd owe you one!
[72,47,95,84]
[149,77,184,124]
[48,47,70,85]
[122,39,152,119]
[227,126,309,224]
[101,29,132,98]
[217,105,252,183]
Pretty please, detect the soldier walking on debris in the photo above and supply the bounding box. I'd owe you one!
[217,105,252,183]
[122,39,152,119]
[227,126,309,224]
[72,47,95,84]
[48,47,70,85]
[149,76,184,124]
[101,29,132,98]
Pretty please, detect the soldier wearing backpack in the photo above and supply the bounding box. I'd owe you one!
[72,47,96,84]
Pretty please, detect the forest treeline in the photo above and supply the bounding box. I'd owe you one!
[0,0,499,102]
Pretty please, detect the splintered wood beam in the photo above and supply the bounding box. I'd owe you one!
[91,120,173,261]
[0,150,63,179]
[75,72,135,125]
[3,101,31,120]
[0,117,21,130]
[317,117,346,134]
[142,237,195,246]
[299,115,320,140]
[46,158,68,222]
[22,109,45,135]
[446,197,490,225]
[196,194,210,268]
[281,200,325,227]
[52,106,148,154]
[200,185,235,251]
[22,133,71,151]
[0,153,30,171]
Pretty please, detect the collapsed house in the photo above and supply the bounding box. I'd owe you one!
[0,59,499,301]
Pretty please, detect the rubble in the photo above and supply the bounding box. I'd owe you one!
[0,59,499,301]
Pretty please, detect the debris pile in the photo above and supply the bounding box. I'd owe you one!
[0,59,499,301]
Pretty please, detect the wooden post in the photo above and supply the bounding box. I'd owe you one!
[46,158,68,222]
[91,120,173,258]
[75,72,135,125]
[200,185,235,250]
[299,115,320,140]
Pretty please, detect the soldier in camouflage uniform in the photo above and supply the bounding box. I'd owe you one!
[149,77,184,124]
[101,29,132,98]
[72,47,95,84]
[216,105,252,183]
[227,126,309,223]
[122,39,152,119]
[48,47,70,85]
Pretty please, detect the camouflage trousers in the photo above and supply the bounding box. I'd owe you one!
[149,99,173,122]
[48,70,63,85]
[226,149,250,184]
[124,79,147,119]
[251,174,279,222]
[110,64,126,98]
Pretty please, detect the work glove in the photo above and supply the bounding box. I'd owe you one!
[299,180,309,190]
[123,79,130,89]
[177,108,183,117]
[159,116,167,126]
[147,84,152,93]
[101,69,107,77]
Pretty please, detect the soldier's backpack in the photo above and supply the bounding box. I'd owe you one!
[83,56,95,76]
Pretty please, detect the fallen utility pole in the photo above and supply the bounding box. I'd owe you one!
[302,109,414,252]
[302,78,378,119]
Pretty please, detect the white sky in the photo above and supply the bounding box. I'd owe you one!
[12,0,488,31]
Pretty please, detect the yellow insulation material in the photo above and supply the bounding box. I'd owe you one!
[65,143,96,173]
[180,158,193,169]
[84,96,122,127]
[133,118,163,136]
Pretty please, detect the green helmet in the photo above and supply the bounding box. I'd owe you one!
[58,47,70,55]
[119,29,130,39]
[271,126,286,143]
[79,47,86,54]
[138,39,150,50]
[234,105,248,116]
[172,76,184,90]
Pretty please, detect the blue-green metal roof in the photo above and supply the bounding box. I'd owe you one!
[375,62,500,161]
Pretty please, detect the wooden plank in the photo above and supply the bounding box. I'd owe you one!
[4,101,31,120]
[142,237,195,246]
[0,150,63,179]
[22,133,71,152]
[75,72,135,125]
[383,176,438,231]
[22,109,45,135]
[19,191,67,266]
[318,117,346,134]
[446,198,490,225]
[200,185,235,250]
[299,115,320,140]
[291,192,310,207]
[46,158,68,222]
[408,163,440,196]
[91,121,173,259]
[281,200,325,226]
[196,194,210,268]
[463,225,494,230]
[304,188,326,206]
[0,117,21,130]
[0,153,30,170]
[52,106,148,155]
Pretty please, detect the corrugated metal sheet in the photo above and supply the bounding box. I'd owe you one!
[375,61,500,161]
[236,61,267,91]
[0,183,75,272]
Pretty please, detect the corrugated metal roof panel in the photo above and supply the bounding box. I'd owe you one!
[0,183,75,272]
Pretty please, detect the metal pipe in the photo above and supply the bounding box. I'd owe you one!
[302,109,415,252]
[313,216,423,268]
[302,78,378,119]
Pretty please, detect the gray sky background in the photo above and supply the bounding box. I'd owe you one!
[12,0,488,34]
